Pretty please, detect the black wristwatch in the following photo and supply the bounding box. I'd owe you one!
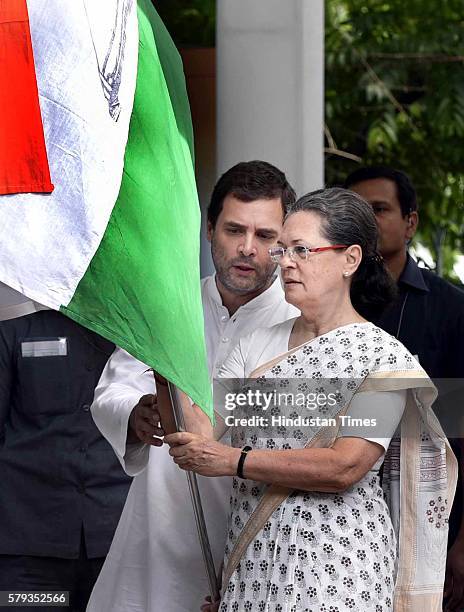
[237,445,252,479]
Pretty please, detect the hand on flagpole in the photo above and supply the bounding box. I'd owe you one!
[164,431,241,477]
[127,394,164,446]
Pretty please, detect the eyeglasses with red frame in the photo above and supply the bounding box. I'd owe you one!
[268,244,348,263]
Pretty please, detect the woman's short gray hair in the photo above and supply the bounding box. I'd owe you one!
[286,187,396,319]
[287,187,379,259]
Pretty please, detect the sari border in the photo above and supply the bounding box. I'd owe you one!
[395,393,420,599]
[394,590,443,611]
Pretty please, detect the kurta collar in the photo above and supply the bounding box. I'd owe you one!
[206,274,285,312]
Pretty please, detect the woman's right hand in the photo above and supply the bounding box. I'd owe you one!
[200,595,220,612]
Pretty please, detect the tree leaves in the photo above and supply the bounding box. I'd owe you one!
[326,0,464,280]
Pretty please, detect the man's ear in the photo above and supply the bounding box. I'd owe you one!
[207,221,214,243]
[406,211,418,240]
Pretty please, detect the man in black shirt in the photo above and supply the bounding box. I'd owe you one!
[345,166,464,611]
[0,300,132,611]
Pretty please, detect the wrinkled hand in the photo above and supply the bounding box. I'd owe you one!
[164,432,240,477]
[128,394,164,446]
[200,595,220,612]
[444,540,464,611]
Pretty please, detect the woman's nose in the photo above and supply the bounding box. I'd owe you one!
[278,250,295,267]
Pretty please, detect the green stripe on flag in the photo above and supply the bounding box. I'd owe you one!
[62,0,212,419]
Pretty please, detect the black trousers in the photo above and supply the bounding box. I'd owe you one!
[0,533,105,612]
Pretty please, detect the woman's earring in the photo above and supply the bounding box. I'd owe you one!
[343,271,350,277]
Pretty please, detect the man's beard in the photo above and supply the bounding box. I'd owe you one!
[211,239,276,296]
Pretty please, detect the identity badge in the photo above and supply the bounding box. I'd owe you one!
[21,337,68,358]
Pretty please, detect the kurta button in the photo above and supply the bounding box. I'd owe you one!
[221,315,228,322]
[222,337,229,343]
[82,404,90,412]
[79,446,87,453]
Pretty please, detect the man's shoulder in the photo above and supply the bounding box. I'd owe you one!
[421,268,464,303]
[237,317,298,352]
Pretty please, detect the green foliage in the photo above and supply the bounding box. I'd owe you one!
[153,0,215,47]
[325,0,464,280]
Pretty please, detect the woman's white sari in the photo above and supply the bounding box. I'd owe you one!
[217,322,457,612]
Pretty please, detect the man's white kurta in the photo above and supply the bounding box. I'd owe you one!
[87,275,298,612]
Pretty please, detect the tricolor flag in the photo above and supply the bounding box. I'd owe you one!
[0,0,213,418]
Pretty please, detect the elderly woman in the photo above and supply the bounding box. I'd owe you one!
[162,188,456,612]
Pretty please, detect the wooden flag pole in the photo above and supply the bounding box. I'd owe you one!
[167,382,221,603]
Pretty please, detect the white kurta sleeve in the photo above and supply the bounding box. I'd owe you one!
[214,339,249,421]
[91,347,156,476]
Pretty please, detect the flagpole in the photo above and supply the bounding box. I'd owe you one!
[167,382,221,603]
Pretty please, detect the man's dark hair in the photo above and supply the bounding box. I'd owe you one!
[207,160,296,227]
[344,166,418,216]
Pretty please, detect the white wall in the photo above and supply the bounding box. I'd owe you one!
[216,0,324,197]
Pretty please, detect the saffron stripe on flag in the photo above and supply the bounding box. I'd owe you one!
[0,0,53,195]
